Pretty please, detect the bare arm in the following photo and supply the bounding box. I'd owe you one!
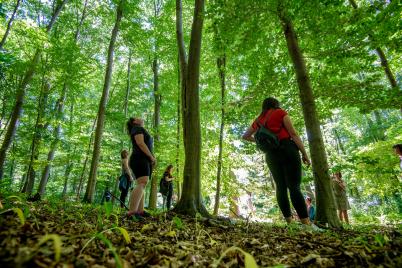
[283,115,310,166]
[242,126,256,142]
[134,134,156,164]
[122,158,134,181]
[165,176,174,182]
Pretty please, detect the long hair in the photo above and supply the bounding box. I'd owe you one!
[393,144,402,153]
[259,97,280,118]
[126,117,134,135]
[261,97,280,112]
[165,164,173,175]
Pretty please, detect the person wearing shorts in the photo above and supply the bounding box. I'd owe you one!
[126,117,156,218]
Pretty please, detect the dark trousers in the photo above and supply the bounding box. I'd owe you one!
[119,189,129,208]
[265,139,308,219]
[166,183,173,210]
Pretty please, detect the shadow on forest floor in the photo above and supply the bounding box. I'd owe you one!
[0,196,401,267]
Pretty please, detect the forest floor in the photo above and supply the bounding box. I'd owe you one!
[0,196,401,268]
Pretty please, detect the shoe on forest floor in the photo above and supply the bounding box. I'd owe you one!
[302,223,323,232]
[138,210,152,217]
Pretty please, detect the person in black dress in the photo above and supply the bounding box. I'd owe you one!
[126,118,156,218]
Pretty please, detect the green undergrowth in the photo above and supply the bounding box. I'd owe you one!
[0,193,401,267]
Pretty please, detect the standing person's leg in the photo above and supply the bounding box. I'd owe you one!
[338,210,343,222]
[167,183,173,210]
[266,151,292,223]
[162,195,166,210]
[343,210,349,224]
[120,189,128,208]
[128,176,148,215]
[282,140,309,223]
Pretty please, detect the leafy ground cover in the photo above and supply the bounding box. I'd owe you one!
[0,196,401,268]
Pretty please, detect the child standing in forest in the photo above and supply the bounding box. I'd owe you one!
[332,171,350,224]
[242,97,317,229]
[305,196,315,222]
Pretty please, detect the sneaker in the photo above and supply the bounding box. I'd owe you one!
[302,223,323,232]
[138,210,152,217]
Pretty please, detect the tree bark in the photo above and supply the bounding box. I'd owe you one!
[22,80,50,194]
[149,56,161,209]
[348,0,398,90]
[0,0,68,180]
[175,55,181,200]
[278,3,341,227]
[83,0,123,203]
[173,0,208,216]
[213,55,226,216]
[37,0,88,196]
[0,0,21,49]
[61,163,73,198]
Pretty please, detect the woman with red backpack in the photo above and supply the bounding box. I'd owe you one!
[243,97,315,227]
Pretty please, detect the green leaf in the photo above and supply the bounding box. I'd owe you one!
[244,252,258,268]
[172,216,183,229]
[36,234,62,262]
[12,208,25,226]
[116,227,131,244]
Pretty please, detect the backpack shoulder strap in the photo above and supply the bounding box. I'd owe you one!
[258,109,275,128]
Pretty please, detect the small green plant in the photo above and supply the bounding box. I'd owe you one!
[0,207,26,225]
[81,226,131,254]
[34,234,62,262]
[96,233,123,268]
[213,246,258,268]
[172,215,183,229]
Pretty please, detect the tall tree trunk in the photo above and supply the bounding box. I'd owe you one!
[213,55,226,216]
[124,50,131,119]
[76,117,97,200]
[37,0,88,196]
[22,81,50,194]
[330,117,346,155]
[175,55,181,200]
[278,3,341,228]
[61,163,73,198]
[0,0,68,180]
[0,0,21,49]
[149,56,161,209]
[148,0,162,210]
[174,0,208,216]
[83,0,123,203]
[348,0,398,90]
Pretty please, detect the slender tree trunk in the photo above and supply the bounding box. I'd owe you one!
[213,55,226,216]
[176,55,181,200]
[149,56,161,209]
[0,0,68,180]
[83,0,123,203]
[329,117,346,155]
[0,0,21,49]
[61,163,73,198]
[8,143,16,183]
[76,117,97,200]
[37,1,88,196]
[124,50,131,119]
[348,0,398,90]
[174,0,208,216]
[22,81,50,194]
[278,3,340,228]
